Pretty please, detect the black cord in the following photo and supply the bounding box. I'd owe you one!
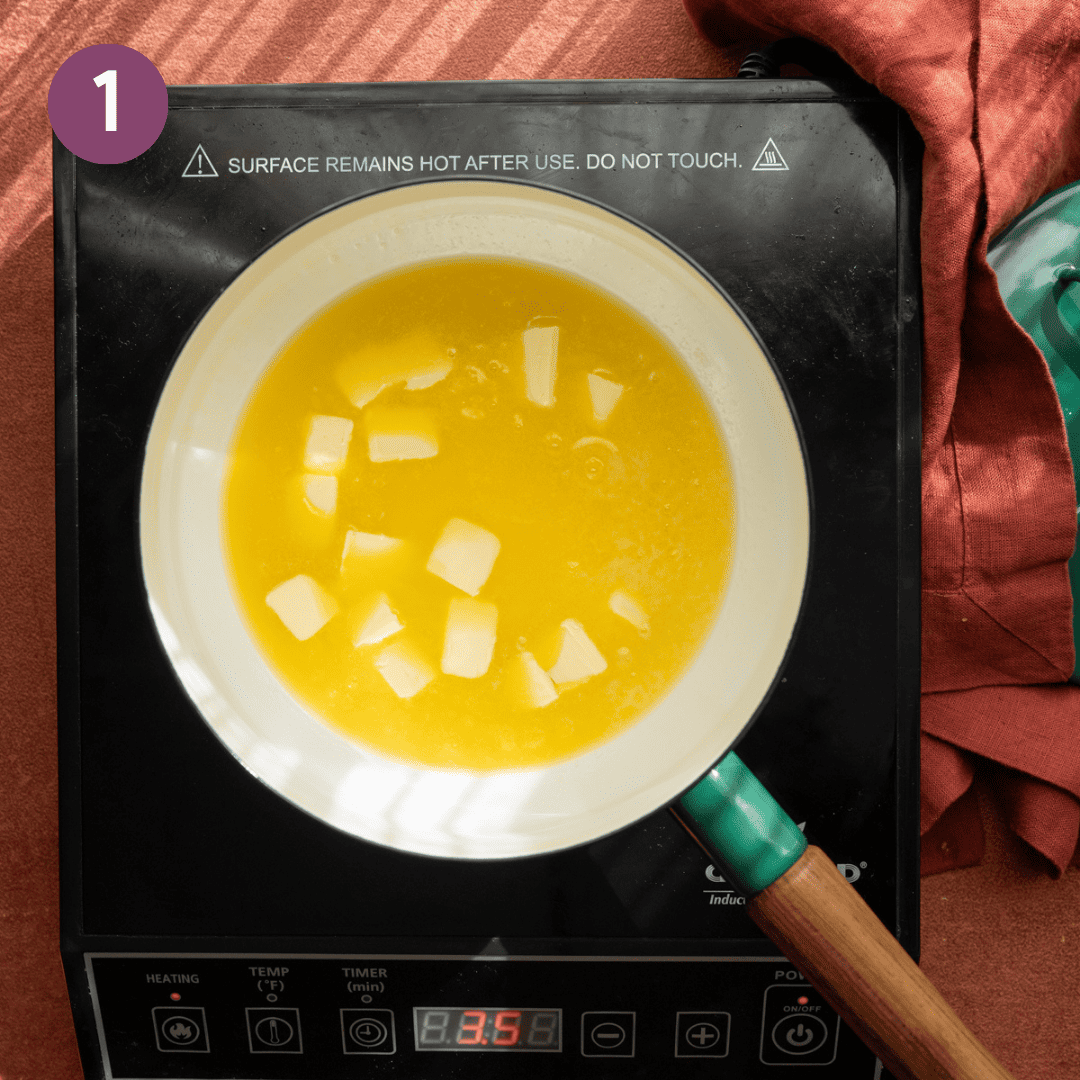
[737,38,862,82]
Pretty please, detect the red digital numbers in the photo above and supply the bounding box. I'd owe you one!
[493,1010,522,1046]
[457,1010,486,1044]
[454,1009,522,1047]
[417,1007,558,1051]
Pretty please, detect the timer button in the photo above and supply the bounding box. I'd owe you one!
[581,1012,635,1057]
[341,1008,397,1055]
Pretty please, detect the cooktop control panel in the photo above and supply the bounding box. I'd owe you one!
[86,954,875,1078]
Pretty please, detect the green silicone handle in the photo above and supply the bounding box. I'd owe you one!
[678,752,807,895]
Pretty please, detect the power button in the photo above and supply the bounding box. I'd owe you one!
[759,985,839,1065]
[772,1014,830,1054]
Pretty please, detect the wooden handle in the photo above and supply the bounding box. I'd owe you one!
[748,845,1015,1080]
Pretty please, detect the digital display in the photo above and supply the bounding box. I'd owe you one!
[413,1008,562,1052]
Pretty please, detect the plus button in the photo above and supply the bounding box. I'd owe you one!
[686,1022,720,1048]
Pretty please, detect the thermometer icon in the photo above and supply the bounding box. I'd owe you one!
[251,1013,297,1050]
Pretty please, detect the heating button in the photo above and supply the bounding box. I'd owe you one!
[152,1006,209,1053]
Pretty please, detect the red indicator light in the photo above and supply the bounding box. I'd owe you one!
[170,992,181,1001]
[797,996,809,1005]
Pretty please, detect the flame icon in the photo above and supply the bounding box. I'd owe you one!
[154,1009,204,1050]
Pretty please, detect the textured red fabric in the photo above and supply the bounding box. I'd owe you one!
[920,783,1080,1080]
[4,4,1080,1079]
[924,684,1080,872]
[920,777,985,875]
[685,0,1080,876]
[919,732,977,838]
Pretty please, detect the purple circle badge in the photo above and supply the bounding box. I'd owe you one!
[48,45,168,165]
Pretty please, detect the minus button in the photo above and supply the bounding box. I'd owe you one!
[581,1012,635,1058]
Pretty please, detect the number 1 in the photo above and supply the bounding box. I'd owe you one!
[93,69,116,131]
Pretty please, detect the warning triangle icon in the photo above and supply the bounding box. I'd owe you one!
[182,144,218,178]
[752,138,788,172]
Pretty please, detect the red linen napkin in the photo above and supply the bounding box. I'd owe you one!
[685,0,1080,875]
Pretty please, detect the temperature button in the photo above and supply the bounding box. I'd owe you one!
[342,1008,396,1055]
[581,1012,635,1057]
[759,985,838,1065]
[246,1007,302,1053]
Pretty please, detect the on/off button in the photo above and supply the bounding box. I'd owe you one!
[771,1014,830,1055]
[759,985,838,1065]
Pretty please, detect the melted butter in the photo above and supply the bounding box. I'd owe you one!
[223,258,735,770]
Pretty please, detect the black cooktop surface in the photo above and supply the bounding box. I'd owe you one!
[57,78,920,946]
[56,77,918,1080]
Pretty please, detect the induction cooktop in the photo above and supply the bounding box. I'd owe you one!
[56,77,920,1079]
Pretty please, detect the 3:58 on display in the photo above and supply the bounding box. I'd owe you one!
[413,1008,562,1052]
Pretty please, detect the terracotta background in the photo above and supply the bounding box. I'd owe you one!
[2,2,1079,1078]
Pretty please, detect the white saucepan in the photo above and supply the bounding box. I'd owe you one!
[139,180,1014,1080]
[140,179,808,859]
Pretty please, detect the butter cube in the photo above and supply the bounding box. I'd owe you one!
[265,574,338,641]
[609,590,650,634]
[302,473,337,515]
[352,593,405,647]
[404,356,453,390]
[441,598,498,678]
[426,518,501,596]
[587,373,624,424]
[509,650,558,709]
[365,406,439,462]
[341,530,403,568]
[547,619,607,686]
[523,325,558,407]
[304,414,353,472]
[374,641,435,699]
[337,333,451,408]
